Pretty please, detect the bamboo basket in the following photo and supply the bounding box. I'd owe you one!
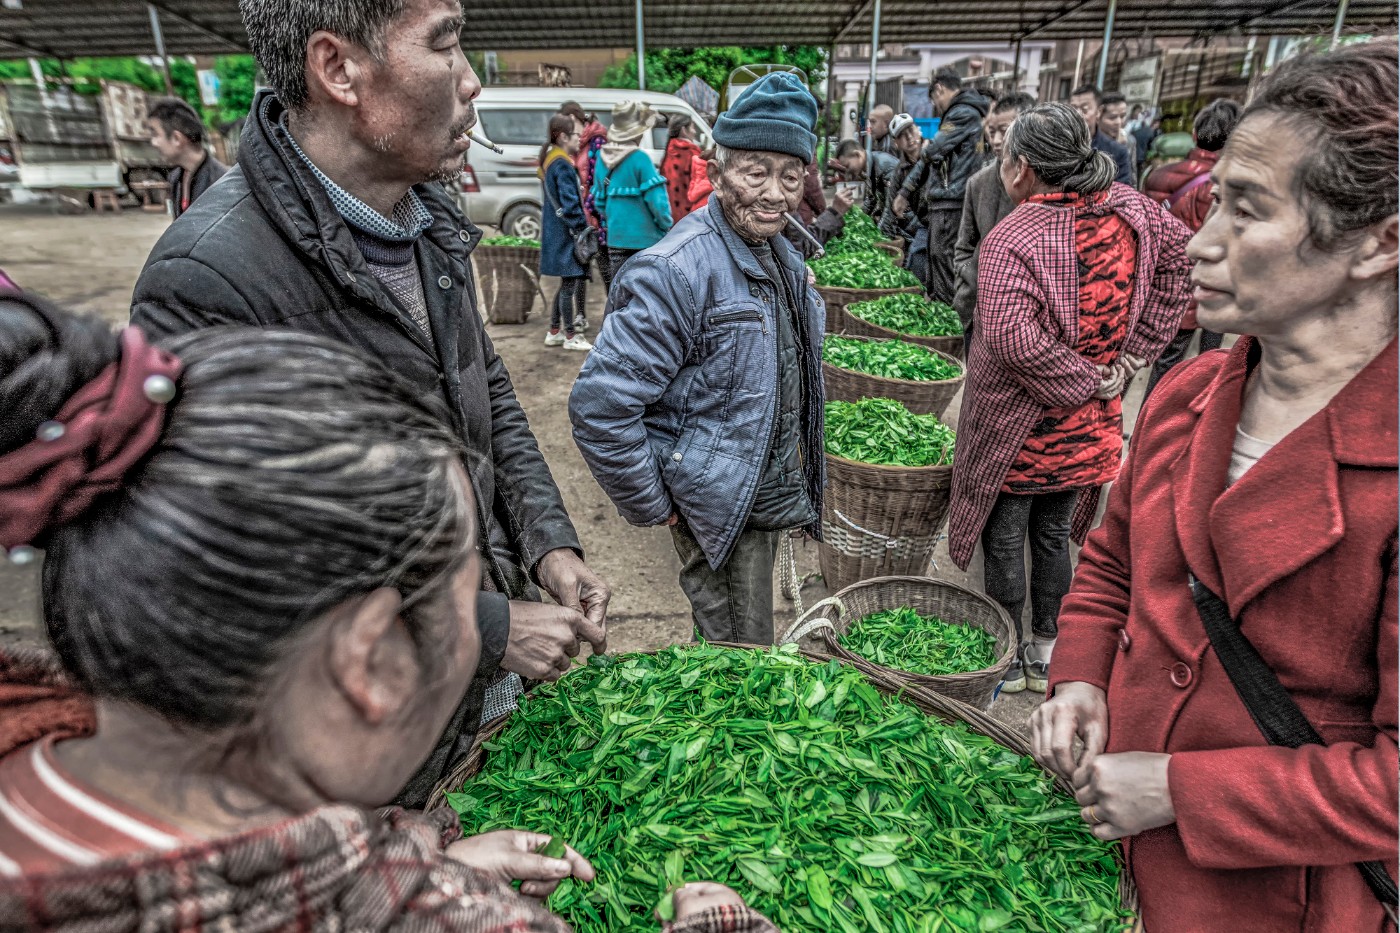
[472,245,539,324]
[875,240,904,263]
[819,450,953,593]
[842,307,965,360]
[815,284,921,336]
[424,643,1138,922]
[782,576,1016,710]
[822,336,964,416]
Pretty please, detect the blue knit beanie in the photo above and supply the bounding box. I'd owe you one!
[713,72,818,163]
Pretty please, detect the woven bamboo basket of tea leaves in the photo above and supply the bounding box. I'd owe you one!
[842,309,965,360]
[874,240,904,263]
[815,284,921,336]
[425,643,1138,923]
[821,337,965,417]
[818,451,953,593]
[472,245,538,324]
[782,576,1016,710]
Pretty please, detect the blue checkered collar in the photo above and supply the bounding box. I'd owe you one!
[280,117,433,242]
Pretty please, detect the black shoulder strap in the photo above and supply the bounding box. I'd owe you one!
[1190,575,1399,918]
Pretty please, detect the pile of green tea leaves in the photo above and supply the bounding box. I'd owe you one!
[840,607,1000,676]
[480,235,542,248]
[447,644,1130,933]
[825,398,956,467]
[823,335,963,382]
[809,250,921,290]
[824,206,882,256]
[848,293,962,338]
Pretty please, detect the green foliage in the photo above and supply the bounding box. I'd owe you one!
[822,206,881,257]
[598,46,825,97]
[447,644,1131,933]
[840,607,1000,677]
[822,336,962,383]
[480,235,542,248]
[825,399,957,468]
[212,55,258,125]
[847,293,963,338]
[808,250,920,290]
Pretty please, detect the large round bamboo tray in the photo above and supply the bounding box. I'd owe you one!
[843,305,965,360]
[815,284,921,336]
[785,575,1016,710]
[472,245,539,324]
[425,643,1137,921]
[819,450,953,592]
[822,336,965,416]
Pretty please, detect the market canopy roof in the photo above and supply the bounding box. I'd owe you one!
[1,0,1393,59]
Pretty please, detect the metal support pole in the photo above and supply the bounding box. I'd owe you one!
[635,0,646,90]
[148,3,175,95]
[1330,0,1349,49]
[1096,0,1117,89]
[864,0,882,165]
[1012,39,1023,90]
[826,44,838,144]
[1073,38,1085,87]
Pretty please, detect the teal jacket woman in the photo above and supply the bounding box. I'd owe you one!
[591,145,673,250]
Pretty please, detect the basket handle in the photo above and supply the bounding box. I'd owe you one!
[778,595,846,646]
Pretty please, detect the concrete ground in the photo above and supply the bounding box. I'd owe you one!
[0,201,1177,733]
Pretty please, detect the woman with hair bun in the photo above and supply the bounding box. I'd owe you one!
[0,293,774,932]
[1033,41,1398,931]
[948,101,1191,694]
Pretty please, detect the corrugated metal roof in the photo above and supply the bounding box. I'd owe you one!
[1,0,1392,59]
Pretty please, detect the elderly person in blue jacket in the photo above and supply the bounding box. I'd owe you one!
[570,73,825,644]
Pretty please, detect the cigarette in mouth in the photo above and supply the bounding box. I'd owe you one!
[467,129,504,154]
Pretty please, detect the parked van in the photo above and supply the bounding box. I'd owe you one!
[461,87,712,240]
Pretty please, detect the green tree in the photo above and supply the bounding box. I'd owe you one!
[212,55,258,125]
[599,46,826,100]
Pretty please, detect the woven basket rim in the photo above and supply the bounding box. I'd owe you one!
[817,575,1019,694]
[824,449,954,475]
[821,340,964,388]
[814,284,923,297]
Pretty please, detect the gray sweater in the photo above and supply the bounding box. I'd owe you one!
[952,161,1016,334]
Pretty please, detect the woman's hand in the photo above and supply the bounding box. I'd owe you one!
[1074,751,1176,840]
[660,882,751,928]
[1030,681,1109,781]
[1093,363,1128,399]
[445,830,595,898]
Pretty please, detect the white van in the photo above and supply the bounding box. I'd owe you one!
[460,87,712,240]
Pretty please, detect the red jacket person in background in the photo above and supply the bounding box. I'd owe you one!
[1032,41,1399,932]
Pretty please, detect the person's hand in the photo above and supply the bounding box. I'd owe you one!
[661,882,751,928]
[1029,681,1109,782]
[1073,752,1176,841]
[665,513,679,527]
[501,600,602,680]
[536,548,611,636]
[446,830,595,898]
[1093,363,1128,400]
[832,187,855,215]
[893,193,910,217]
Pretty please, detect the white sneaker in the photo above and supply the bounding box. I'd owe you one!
[574,316,589,333]
[563,334,593,351]
[544,330,566,346]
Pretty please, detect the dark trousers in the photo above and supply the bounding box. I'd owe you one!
[551,276,583,335]
[903,226,930,292]
[1144,328,1224,399]
[575,249,611,323]
[981,489,1080,644]
[923,207,962,305]
[605,247,639,315]
[670,515,780,645]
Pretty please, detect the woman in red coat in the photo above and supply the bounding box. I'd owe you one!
[949,102,1189,693]
[1032,42,1398,932]
[661,115,702,222]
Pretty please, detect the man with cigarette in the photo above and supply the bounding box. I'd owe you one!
[130,0,611,807]
[570,73,826,645]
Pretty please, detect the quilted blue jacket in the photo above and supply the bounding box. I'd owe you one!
[591,148,673,249]
[569,199,826,569]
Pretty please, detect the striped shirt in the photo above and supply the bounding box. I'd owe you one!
[0,738,191,875]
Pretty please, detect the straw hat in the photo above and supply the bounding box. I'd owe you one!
[607,100,658,144]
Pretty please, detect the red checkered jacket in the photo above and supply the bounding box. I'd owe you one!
[948,182,1192,570]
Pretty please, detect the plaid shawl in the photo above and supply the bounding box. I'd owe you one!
[948,182,1191,570]
[0,653,778,933]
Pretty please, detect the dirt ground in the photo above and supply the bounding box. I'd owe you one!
[0,201,1170,731]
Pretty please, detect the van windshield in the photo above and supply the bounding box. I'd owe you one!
[476,106,707,149]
